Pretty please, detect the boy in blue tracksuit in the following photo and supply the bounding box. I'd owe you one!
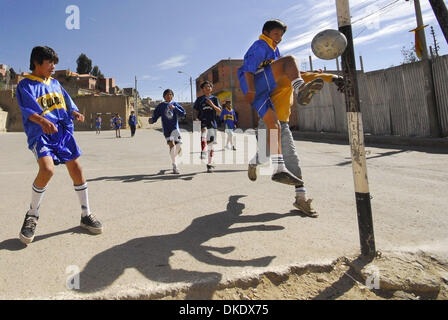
[149,89,186,174]
[128,111,137,137]
[220,101,237,151]
[16,46,103,244]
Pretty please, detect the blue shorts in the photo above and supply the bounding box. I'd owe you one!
[239,65,277,118]
[31,123,82,165]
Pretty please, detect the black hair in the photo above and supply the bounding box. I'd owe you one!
[163,89,174,97]
[29,46,59,71]
[200,80,213,89]
[262,19,287,34]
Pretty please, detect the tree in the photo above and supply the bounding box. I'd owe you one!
[91,65,105,79]
[76,53,92,74]
[401,43,418,64]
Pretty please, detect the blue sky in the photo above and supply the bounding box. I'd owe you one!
[1,0,447,101]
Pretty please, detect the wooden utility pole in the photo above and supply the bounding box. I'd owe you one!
[336,0,376,258]
[429,0,448,44]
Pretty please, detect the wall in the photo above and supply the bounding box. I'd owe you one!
[298,56,448,138]
[0,90,131,132]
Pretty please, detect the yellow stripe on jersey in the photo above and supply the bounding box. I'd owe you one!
[24,74,53,86]
[37,92,67,116]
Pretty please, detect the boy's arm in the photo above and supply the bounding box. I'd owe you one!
[243,72,256,104]
[28,113,58,134]
[61,86,84,122]
[16,82,58,134]
[149,105,161,124]
[174,103,186,116]
[205,97,222,115]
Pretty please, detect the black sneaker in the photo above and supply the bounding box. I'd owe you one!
[271,171,304,186]
[207,164,215,173]
[80,214,103,234]
[19,214,38,245]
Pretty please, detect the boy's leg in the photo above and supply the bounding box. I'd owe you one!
[168,140,179,174]
[261,109,303,185]
[19,156,54,244]
[279,122,318,217]
[66,158,103,233]
[200,127,207,159]
[270,56,323,105]
[206,129,216,172]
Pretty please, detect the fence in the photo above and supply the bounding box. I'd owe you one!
[297,55,448,138]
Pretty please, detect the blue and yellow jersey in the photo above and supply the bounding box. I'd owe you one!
[220,108,237,130]
[238,34,280,80]
[16,75,79,149]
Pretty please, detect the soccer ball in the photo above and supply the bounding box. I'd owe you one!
[311,29,347,60]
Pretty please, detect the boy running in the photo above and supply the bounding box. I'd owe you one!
[238,19,325,186]
[148,89,186,174]
[16,46,103,244]
[220,101,237,151]
[193,81,222,173]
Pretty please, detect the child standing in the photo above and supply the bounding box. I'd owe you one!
[128,110,137,137]
[193,81,222,173]
[95,114,102,134]
[148,89,186,174]
[238,19,324,186]
[113,113,122,138]
[16,46,102,244]
[220,101,237,151]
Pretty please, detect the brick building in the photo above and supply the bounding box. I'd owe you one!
[196,59,259,129]
[53,70,117,94]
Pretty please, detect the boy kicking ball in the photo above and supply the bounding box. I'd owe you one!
[16,46,103,244]
[148,89,186,174]
[238,19,326,186]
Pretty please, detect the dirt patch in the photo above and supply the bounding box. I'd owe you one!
[157,251,448,300]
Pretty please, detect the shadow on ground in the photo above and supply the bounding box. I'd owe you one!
[75,195,298,299]
[87,169,247,183]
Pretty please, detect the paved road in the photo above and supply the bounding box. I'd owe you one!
[0,129,447,299]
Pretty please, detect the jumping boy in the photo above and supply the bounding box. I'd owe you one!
[193,81,222,173]
[148,89,186,174]
[238,19,326,186]
[220,101,237,151]
[246,61,346,218]
[16,46,103,244]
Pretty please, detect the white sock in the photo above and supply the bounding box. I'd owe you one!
[271,154,287,173]
[292,78,305,94]
[208,144,214,165]
[74,182,91,217]
[28,184,47,217]
[295,186,307,201]
[169,146,177,166]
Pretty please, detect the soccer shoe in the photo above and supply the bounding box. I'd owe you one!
[80,214,103,234]
[173,165,180,174]
[297,78,324,105]
[271,170,304,186]
[248,163,258,181]
[294,198,318,218]
[232,146,237,151]
[19,214,39,245]
[207,164,215,173]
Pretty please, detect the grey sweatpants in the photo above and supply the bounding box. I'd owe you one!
[254,119,302,179]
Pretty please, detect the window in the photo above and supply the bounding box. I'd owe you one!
[212,68,219,84]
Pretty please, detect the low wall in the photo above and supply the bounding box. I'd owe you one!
[0,110,7,131]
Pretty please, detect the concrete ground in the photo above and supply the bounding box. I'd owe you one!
[0,128,447,299]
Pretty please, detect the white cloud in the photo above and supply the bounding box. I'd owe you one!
[157,55,188,70]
